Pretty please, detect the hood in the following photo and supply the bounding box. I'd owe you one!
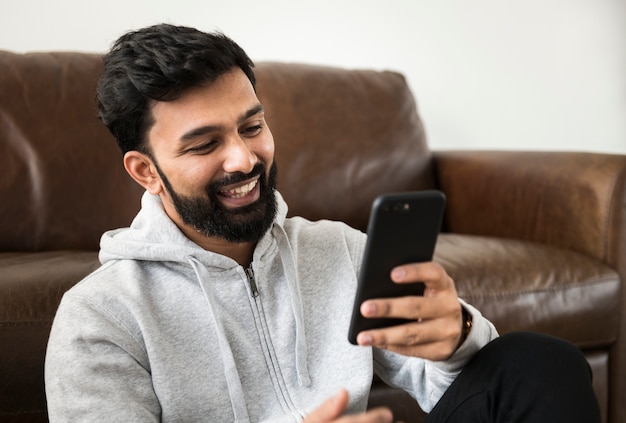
[99,190,289,268]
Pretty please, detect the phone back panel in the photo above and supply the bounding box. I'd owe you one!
[348,190,446,344]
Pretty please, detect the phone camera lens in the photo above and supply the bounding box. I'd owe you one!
[392,203,410,212]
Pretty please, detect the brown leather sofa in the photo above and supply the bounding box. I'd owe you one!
[1,51,624,423]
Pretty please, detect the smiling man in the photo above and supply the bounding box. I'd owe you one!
[128,69,278,263]
[44,24,600,423]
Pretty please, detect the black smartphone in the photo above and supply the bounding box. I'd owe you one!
[348,190,446,345]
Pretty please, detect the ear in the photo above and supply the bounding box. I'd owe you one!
[123,151,164,195]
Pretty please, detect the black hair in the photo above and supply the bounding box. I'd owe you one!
[96,24,256,154]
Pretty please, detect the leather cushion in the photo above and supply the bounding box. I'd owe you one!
[0,251,99,418]
[436,233,621,347]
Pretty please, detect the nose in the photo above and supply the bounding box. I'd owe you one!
[222,136,256,175]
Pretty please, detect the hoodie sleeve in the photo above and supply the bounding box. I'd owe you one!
[373,300,498,413]
[45,292,161,422]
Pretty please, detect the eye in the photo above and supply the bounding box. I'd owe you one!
[241,124,263,137]
[186,141,217,154]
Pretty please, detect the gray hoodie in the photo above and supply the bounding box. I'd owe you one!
[45,191,498,422]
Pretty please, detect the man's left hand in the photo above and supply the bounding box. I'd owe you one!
[355,261,464,361]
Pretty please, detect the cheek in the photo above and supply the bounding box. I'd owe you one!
[188,164,218,191]
[164,161,215,195]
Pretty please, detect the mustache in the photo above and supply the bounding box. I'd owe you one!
[209,163,266,192]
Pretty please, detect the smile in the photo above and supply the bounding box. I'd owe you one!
[219,177,259,199]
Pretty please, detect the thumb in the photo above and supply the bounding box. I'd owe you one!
[304,389,350,422]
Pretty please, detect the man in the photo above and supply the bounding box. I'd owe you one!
[45,24,600,422]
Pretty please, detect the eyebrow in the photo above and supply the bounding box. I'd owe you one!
[179,103,264,142]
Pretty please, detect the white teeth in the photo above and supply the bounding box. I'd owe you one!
[223,179,258,198]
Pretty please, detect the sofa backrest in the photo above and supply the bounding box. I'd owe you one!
[0,52,142,251]
[0,51,434,251]
[255,62,435,230]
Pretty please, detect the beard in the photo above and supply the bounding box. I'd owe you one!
[156,162,278,244]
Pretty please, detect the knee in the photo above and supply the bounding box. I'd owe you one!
[478,332,591,382]
[447,332,600,422]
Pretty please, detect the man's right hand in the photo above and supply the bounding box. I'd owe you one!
[303,389,393,423]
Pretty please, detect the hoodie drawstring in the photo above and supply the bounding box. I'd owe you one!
[272,225,312,387]
[188,257,251,423]
[185,220,311,422]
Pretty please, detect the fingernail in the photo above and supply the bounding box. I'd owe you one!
[391,267,406,280]
[358,333,373,346]
[361,302,377,316]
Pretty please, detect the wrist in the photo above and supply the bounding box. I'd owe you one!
[457,306,473,349]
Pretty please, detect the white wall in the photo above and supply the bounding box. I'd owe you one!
[2,0,625,154]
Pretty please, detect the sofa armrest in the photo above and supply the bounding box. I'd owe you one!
[433,150,626,271]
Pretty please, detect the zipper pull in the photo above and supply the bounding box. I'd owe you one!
[245,266,260,298]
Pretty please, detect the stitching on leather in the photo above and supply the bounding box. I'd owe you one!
[0,321,51,327]
[603,163,626,261]
[461,275,620,300]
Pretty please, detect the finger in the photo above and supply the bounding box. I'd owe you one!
[304,389,349,423]
[361,293,459,322]
[356,320,433,348]
[357,318,462,361]
[391,262,454,295]
[369,314,460,347]
[361,296,427,320]
[339,408,393,423]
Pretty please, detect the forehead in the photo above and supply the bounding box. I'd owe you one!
[147,68,259,146]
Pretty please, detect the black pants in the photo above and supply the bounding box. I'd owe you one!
[425,332,601,423]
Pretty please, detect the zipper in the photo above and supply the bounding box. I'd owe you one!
[245,266,259,298]
[242,264,303,419]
